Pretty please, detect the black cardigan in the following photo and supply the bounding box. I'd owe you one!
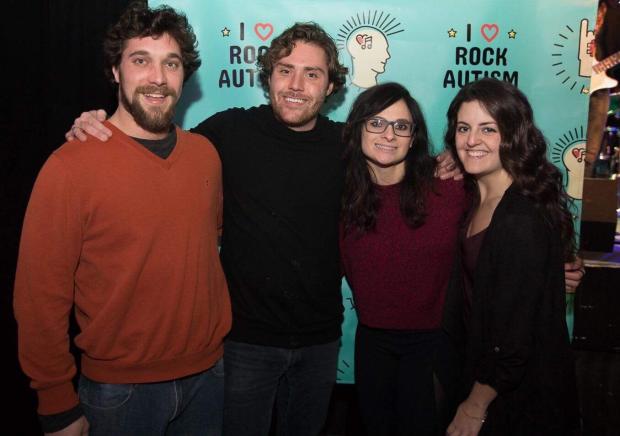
[443,185,579,435]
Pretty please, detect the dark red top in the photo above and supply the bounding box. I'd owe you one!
[340,178,468,330]
[461,227,487,329]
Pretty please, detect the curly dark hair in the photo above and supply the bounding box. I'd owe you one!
[103,2,201,84]
[342,82,437,233]
[256,22,348,98]
[444,78,575,260]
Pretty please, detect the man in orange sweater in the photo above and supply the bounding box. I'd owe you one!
[13,4,231,435]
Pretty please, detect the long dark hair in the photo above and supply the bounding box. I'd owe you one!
[444,78,575,260]
[342,82,436,233]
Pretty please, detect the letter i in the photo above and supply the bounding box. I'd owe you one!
[240,22,245,40]
[467,24,471,42]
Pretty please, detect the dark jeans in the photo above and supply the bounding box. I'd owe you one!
[223,339,339,436]
[79,358,224,436]
[355,325,460,436]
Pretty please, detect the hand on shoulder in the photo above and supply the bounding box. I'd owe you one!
[435,150,464,181]
[65,110,111,143]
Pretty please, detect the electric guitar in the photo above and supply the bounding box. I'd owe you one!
[590,50,620,93]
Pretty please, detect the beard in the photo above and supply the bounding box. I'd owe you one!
[120,84,177,134]
[270,91,325,130]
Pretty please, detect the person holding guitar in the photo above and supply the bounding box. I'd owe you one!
[585,0,620,176]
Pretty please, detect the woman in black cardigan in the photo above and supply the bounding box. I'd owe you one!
[443,78,579,435]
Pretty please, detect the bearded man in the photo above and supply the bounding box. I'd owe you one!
[14,4,230,435]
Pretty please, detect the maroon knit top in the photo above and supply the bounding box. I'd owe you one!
[340,178,468,330]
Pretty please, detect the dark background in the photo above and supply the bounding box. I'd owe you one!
[3,1,131,433]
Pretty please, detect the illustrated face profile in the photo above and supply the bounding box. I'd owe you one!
[337,12,404,89]
[346,27,390,88]
[562,141,586,200]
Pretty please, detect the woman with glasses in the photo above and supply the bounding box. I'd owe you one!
[340,82,468,436]
[443,78,578,435]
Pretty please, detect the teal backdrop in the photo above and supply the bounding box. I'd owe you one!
[151,0,597,383]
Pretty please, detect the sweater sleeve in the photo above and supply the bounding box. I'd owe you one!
[474,207,550,394]
[191,110,229,149]
[14,154,83,415]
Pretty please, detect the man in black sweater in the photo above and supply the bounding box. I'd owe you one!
[192,24,348,436]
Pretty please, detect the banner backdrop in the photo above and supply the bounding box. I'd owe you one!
[152,0,597,383]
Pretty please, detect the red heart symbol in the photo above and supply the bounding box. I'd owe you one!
[355,34,367,45]
[571,148,581,159]
[254,23,274,42]
[480,24,499,43]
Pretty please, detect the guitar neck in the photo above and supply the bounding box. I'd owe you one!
[593,51,620,74]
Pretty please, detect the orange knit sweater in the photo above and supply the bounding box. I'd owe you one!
[14,123,231,415]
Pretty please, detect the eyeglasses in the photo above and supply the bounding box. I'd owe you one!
[364,117,414,137]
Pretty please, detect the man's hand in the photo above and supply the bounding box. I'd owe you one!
[45,416,89,436]
[564,256,585,293]
[65,110,111,142]
[435,151,463,180]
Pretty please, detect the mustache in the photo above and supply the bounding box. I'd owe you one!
[135,85,177,98]
[280,92,309,99]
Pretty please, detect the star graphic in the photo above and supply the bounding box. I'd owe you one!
[221,27,231,37]
[507,29,517,39]
[447,28,457,38]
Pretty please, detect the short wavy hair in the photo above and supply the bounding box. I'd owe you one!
[257,22,348,98]
[103,2,201,84]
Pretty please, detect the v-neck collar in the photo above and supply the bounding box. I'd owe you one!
[104,121,183,170]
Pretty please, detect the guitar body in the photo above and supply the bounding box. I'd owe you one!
[590,67,618,94]
[590,51,620,94]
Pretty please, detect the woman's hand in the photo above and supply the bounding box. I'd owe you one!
[447,382,495,436]
[446,401,486,436]
[564,256,585,293]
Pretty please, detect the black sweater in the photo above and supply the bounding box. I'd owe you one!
[193,105,344,347]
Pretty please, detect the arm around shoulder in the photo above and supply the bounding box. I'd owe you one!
[65,109,111,142]
[435,150,464,180]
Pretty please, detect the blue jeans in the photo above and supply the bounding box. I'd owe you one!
[223,339,339,436]
[79,358,224,436]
